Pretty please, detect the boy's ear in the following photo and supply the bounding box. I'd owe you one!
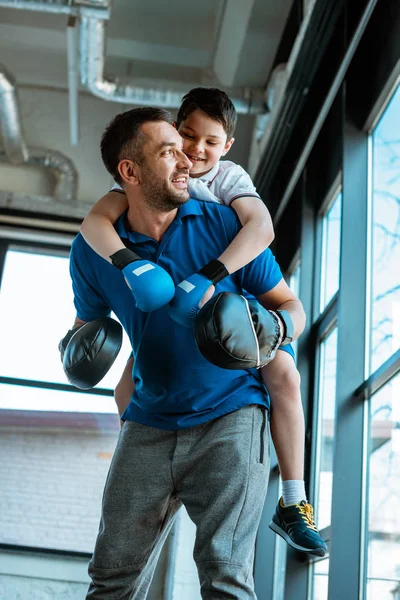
[118,159,140,186]
[222,137,235,156]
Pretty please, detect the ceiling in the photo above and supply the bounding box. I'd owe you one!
[0,0,293,95]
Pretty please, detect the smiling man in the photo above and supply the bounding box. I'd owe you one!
[68,107,306,599]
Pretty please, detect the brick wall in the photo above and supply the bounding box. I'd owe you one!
[0,427,118,553]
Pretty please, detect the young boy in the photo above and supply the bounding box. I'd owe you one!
[80,87,327,557]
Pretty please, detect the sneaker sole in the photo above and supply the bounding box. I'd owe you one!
[269,521,326,557]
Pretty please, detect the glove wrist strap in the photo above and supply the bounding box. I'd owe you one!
[198,259,229,285]
[110,248,142,270]
[274,309,294,345]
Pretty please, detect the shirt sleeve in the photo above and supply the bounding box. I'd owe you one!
[70,236,111,322]
[110,182,125,194]
[214,163,260,207]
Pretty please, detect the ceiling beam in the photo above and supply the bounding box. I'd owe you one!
[212,0,256,87]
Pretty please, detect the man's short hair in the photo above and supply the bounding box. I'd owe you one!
[101,107,173,184]
[176,87,237,140]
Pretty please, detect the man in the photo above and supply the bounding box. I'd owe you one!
[68,107,306,599]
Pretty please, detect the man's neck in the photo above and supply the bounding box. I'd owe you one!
[124,192,178,242]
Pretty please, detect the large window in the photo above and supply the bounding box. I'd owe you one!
[369,85,400,374]
[365,83,400,600]
[0,242,131,553]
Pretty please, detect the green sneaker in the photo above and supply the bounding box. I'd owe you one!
[269,497,327,557]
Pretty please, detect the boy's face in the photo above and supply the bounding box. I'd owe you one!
[177,109,234,177]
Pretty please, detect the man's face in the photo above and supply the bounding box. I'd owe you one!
[138,121,193,211]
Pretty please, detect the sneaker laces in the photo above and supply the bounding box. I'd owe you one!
[298,502,319,532]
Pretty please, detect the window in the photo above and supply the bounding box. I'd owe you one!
[315,327,338,531]
[320,192,341,313]
[369,85,400,374]
[0,242,131,553]
[0,246,131,407]
[366,373,400,599]
[312,558,329,600]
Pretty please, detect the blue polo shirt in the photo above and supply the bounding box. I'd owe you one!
[70,198,283,430]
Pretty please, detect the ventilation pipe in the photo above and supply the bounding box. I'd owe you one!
[79,15,265,114]
[0,66,28,164]
[0,0,109,17]
[0,64,78,203]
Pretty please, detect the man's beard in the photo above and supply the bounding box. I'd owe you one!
[140,163,189,212]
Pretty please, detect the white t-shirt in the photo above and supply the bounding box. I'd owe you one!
[111,160,260,206]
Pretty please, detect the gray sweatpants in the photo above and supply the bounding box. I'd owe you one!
[86,404,270,600]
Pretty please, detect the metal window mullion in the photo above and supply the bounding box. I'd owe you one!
[0,375,114,397]
[284,172,316,600]
[354,348,400,402]
[327,118,369,600]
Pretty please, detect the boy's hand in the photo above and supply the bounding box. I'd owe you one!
[167,273,213,328]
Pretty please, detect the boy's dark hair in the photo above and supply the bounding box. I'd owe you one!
[101,107,173,184]
[176,87,237,140]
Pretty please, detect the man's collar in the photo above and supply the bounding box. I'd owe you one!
[114,198,203,242]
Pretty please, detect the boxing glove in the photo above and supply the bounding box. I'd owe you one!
[59,317,123,389]
[167,259,229,328]
[111,248,175,312]
[194,292,294,369]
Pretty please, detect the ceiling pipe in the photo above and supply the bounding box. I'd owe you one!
[67,15,79,146]
[0,0,109,18]
[0,65,29,164]
[0,64,78,203]
[0,0,266,114]
[79,15,266,114]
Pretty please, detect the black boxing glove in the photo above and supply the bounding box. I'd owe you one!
[194,292,289,370]
[59,317,123,389]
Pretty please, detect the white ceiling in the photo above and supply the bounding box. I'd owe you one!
[0,0,293,93]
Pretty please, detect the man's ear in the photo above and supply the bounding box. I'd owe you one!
[172,121,178,130]
[118,159,140,186]
[222,137,235,156]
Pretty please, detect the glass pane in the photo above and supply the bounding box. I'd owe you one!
[0,248,131,396]
[0,413,119,552]
[316,328,338,530]
[366,373,400,597]
[370,85,400,373]
[320,193,341,312]
[0,383,118,414]
[312,558,329,600]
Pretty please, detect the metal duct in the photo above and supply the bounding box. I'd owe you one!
[0,65,28,164]
[80,15,265,114]
[0,65,78,203]
[28,148,78,203]
[0,0,109,17]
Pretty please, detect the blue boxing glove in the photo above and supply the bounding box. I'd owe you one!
[110,248,175,312]
[168,259,229,327]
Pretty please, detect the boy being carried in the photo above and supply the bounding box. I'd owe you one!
[80,87,327,557]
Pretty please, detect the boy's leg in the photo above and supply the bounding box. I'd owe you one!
[261,349,327,557]
[176,404,270,600]
[261,349,304,483]
[86,421,182,600]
